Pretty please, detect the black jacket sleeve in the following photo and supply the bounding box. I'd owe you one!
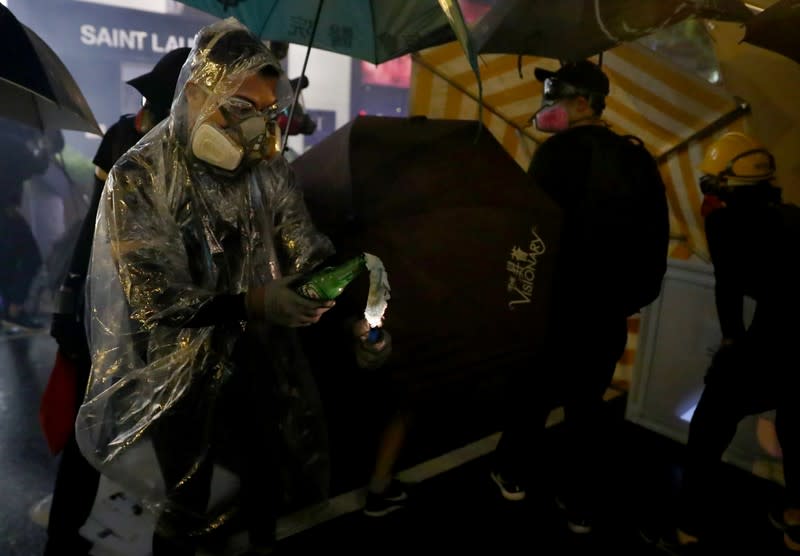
[705,211,746,340]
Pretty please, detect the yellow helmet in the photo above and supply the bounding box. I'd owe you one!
[699,132,775,182]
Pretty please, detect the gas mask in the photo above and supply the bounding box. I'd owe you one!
[532,77,601,133]
[699,174,726,197]
[191,96,282,175]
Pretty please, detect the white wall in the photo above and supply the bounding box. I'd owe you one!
[286,43,352,153]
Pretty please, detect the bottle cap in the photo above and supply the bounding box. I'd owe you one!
[367,327,383,344]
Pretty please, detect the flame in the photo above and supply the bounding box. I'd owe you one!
[364,253,390,328]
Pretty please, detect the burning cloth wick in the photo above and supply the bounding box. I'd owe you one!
[364,253,390,343]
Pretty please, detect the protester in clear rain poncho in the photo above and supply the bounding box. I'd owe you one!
[74,18,390,555]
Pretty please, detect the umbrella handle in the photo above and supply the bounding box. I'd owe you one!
[281,0,325,154]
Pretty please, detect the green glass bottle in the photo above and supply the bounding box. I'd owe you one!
[296,254,367,300]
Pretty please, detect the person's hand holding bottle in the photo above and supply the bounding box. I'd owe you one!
[246,276,334,327]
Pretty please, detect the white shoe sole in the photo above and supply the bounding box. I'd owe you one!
[29,494,52,528]
[555,496,592,534]
[362,490,408,517]
[490,472,526,502]
[363,502,406,517]
[567,521,592,535]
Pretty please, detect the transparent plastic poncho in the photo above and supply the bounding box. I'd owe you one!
[75,18,335,536]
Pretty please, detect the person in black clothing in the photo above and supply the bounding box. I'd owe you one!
[43,46,191,556]
[489,59,669,535]
[647,132,800,554]
[0,128,50,330]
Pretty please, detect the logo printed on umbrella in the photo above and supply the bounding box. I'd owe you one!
[506,226,546,309]
[289,16,315,39]
[329,24,354,48]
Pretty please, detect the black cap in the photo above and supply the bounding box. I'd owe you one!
[534,60,610,97]
[127,47,191,110]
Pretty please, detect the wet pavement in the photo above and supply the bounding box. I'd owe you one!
[0,332,59,556]
[0,330,792,556]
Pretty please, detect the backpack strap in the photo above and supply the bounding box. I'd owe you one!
[622,134,645,148]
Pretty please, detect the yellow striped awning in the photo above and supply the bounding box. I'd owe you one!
[409,40,749,261]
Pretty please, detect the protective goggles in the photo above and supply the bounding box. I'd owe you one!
[542,77,594,103]
[220,95,284,123]
[717,148,776,180]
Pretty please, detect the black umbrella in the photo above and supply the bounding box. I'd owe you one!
[0,5,100,134]
[471,0,753,61]
[293,115,563,401]
[743,0,800,65]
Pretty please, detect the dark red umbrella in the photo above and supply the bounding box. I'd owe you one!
[293,115,563,401]
[743,0,800,65]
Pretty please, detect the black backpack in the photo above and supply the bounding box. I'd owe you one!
[583,131,669,316]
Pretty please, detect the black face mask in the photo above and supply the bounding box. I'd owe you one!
[699,174,723,196]
[699,175,781,205]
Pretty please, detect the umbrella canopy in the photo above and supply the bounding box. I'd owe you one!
[176,0,457,64]
[0,5,100,134]
[471,0,753,60]
[292,115,562,400]
[743,0,800,65]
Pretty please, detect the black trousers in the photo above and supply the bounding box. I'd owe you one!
[678,333,800,537]
[44,351,100,556]
[493,313,629,513]
[0,207,41,306]
[151,327,281,555]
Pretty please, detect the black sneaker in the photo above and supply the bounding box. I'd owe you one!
[771,505,789,532]
[640,525,704,555]
[787,524,800,549]
[769,504,800,551]
[490,471,526,501]
[555,496,592,535]
[363,480,409,517]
